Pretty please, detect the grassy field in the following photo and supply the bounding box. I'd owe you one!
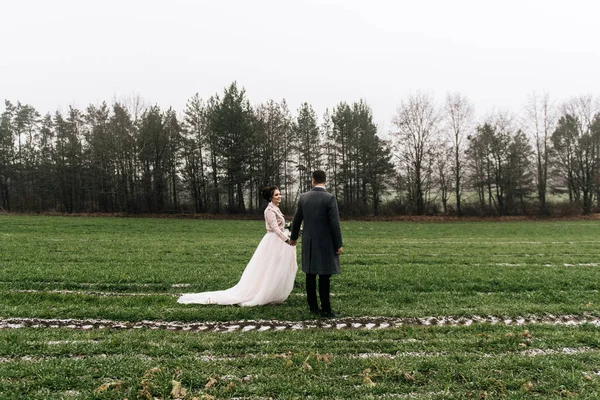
[1,215,600,399]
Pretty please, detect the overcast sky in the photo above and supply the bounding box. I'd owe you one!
[1,0,599,133]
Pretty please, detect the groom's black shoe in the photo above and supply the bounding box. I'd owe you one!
[320,310,342,318]
[309,307,321,315]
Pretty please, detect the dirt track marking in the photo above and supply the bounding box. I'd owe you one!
[1,314,599,333]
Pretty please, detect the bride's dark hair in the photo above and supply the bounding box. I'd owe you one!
[262,185,278,202]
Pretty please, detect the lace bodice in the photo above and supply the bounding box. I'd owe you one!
[264,202,288,241]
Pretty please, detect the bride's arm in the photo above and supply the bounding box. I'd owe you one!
[265,209,289,242]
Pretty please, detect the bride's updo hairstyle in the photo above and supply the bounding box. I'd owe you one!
[262,185,278,202]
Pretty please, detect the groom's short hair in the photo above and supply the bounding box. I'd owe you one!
[312,170,326,184]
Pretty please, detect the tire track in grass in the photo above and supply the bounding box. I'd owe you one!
[4,288,600,298]
[1,314,599,332]
[0,281,190,289]
[10,289,179,297]
[2,348,599,364]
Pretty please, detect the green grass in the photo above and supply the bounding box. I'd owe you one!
[0,326,599,399]
[1,216,599,321]
[1,215,600,398]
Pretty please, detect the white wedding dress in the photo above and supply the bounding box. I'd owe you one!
[177,202,298,306]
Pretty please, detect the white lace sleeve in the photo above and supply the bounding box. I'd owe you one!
[265,209,289,241]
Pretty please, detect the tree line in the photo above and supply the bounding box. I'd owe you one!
[1,83,599,216]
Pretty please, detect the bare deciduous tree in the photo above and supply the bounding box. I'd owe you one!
[393,92,441,215]
[445,93,474,216]
[434,142,454,214]
[552,95,600,214]
[524,92,555,215]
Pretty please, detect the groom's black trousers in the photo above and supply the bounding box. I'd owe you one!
[306,274,331,312]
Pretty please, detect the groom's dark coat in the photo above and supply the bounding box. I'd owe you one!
[290,187,343,275]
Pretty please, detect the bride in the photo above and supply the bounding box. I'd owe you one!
[178,186,298,306]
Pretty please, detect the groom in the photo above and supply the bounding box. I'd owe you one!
[289,170,343,318]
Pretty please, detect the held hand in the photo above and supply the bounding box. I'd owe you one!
[336,247,343,255]
[289,240,297,246]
